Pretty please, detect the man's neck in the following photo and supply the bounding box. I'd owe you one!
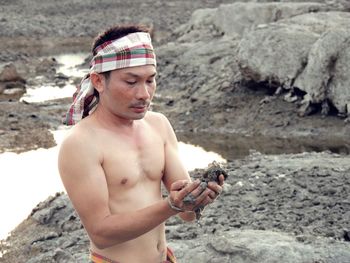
[90,106,139,131]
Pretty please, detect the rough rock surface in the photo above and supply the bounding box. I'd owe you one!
[151,4,350,144]
[0,101,56,153]
[212,2,337,37]
[0,0,236,62]
[169,1,350,117]
[1,151,350,262]
[237,11,350,116]
[168,230,350,263]
[0,63,26,100]
[294,28,350,102]
[1,0,350,151]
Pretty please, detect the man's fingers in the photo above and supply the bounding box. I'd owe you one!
[218,174,225,185]
[188,182,207,198]
[170,180,190,191]
[194,189,212,207]
[170,178,224,214]
[196,188,210,203]
[208,189,217,199]
[177,180,200,200]
[208,181,223,195]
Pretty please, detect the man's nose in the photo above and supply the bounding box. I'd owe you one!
[135,83,151,100]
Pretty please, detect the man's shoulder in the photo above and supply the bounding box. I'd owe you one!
[60,121,95,151]
[145,111,168,125]
[144,111,176,140]
[145,111,167,121]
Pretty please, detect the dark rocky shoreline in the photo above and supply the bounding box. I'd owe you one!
[1,151,349,262]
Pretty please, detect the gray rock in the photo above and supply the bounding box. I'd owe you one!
[237,11,350,115]
[157,36,240,101]
[327,33,350,115]
[238,21,318,88]
[2,87,25,96]
[168,230,350,263]
[26,248,76,263]
[0,63,25,82]
[294,28,350,109]
[0,63,26,99]
[213,2,334,37]
[2,151,350,262]
[175,8,220,43]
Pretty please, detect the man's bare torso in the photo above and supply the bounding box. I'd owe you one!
[76,112,168,262]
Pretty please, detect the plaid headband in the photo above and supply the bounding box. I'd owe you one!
[64,32,156,125]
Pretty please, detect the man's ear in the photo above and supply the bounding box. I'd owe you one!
[90,72,105,93]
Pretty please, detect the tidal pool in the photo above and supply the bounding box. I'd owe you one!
[20,52,89,103]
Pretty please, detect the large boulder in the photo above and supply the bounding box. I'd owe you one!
[212,2,335,37]
[169,230,350,263]
[237,11,350,116]
[158,1,350,129]
[174,1,337,41]
[238,22,319,88]
[0,63,25,83]
[157,37,240,98]
[0,63,26,100]
[294,28,350,112]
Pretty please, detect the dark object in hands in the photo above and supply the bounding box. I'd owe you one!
[201,161,228,184]
[185,161,228,220]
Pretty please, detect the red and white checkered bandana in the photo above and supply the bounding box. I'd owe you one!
[64,32,156,125]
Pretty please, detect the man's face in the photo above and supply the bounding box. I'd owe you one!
[99,65,157,120]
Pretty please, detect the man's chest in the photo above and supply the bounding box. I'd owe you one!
[100,129,165,188]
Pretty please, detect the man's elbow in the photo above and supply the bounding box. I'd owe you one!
[90,234,114,249]
[89,227,122,249]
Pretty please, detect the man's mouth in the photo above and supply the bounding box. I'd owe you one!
[130,103,149,112]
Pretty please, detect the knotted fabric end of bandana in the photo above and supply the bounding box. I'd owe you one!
[63,32,156,126]
[63,74,99,125]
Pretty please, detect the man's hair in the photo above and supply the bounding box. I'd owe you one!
[92,24,153,55]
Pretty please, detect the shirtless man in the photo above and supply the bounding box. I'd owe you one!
[58,25,224,263]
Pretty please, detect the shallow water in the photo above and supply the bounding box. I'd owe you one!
[20,83,77,103]
[178,132,350,161]
[0,130,65,240]
[55,52,89,78]
[20,53,89,103]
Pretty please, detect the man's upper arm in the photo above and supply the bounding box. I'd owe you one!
[158,114,191,190]
[58,132,110,235]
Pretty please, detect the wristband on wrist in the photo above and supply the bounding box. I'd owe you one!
[166,196,184,212]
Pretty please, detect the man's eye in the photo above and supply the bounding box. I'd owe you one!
[126,81,136,85]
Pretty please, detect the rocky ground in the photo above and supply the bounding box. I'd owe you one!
[1,0,350,262]
[1,152,349,262]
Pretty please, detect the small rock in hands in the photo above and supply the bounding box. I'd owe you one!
[184,161,228,220]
